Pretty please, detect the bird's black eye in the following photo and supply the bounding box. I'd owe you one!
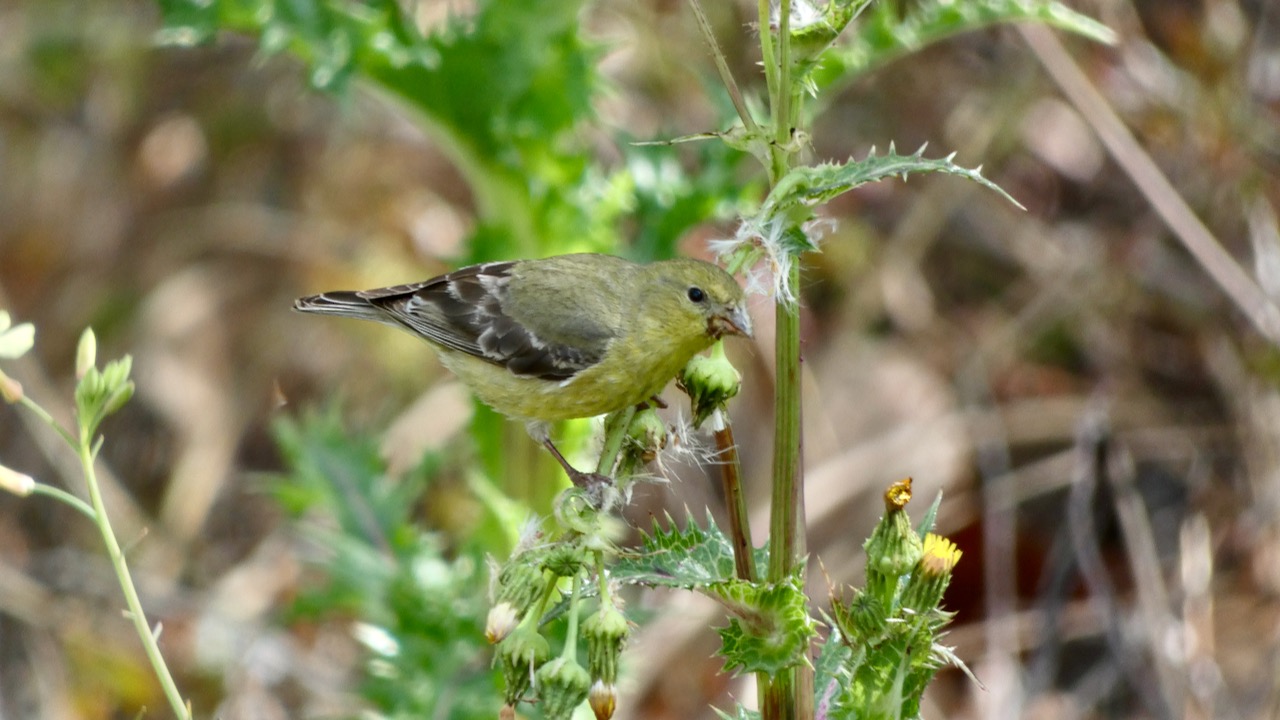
[687,287,706,303]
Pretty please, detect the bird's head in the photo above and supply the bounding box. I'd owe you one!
[654,258,753,341]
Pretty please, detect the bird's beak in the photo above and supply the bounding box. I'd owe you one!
[711,304,753,339]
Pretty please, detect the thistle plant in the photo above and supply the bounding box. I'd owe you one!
[150,0,1117,718]
[0,313,192,719]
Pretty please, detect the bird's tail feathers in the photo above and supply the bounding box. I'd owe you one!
[293,291,383,321]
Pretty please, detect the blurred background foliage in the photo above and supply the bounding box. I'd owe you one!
[2,0,1280,718]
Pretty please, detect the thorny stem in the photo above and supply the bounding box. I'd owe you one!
[765,262,807,720]
[759,1,809,717]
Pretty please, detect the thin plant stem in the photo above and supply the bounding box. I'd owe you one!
[712,419,756,582]
[77,437,191,719]
[28,482,96,520]
[564,572,583,662]
[688,0,759,135]
[775,0,792,148]
[596,405,636,476]
[758,0,779,121]
[18,395,77,449]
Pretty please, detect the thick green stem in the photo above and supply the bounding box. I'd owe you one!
[763,262,807,720]
[78,437,190,719]
[768,267,803,579]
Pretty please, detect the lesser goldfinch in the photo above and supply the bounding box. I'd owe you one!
[294,253,751,485]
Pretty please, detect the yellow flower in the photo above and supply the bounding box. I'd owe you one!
[919,533,963,577]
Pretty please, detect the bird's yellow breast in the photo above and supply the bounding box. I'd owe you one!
[436,327,714,423]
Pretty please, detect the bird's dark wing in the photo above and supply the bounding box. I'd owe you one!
[358,262,610,381]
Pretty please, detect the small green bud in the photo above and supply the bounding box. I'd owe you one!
[497,560,549,617]
[625,408,666,461]
[541,544,586,579]
[101,356,133,397]
[588,679,617,720]
[864,478,923,605]
[677,342,742,429]
[833,588,887,643]
[75,328,96,379]
[582,603,630,684]
[102,380,135,417]
[536,656,591,720]
[496,625,551,705]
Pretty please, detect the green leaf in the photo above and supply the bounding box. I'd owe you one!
[156,0,613,261]
[764,143,1023,218]
[813,622,855,717]
[810,0,1116,89]
[915,489,944,539]
[714,571,817,676]
[0,312,35,360]
[611,512,768,589]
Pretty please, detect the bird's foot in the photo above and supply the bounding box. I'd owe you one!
[543,438,616,500]
[566,468,613,490]
[641,395,668,410]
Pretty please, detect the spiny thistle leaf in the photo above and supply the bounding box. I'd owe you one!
[811,0,1115,89]
[612,512,768,589]
[764,144,1023,217]
[814,623,855,718]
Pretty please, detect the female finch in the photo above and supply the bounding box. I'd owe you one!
[294,253,751,486]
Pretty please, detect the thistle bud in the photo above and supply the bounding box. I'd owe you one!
[588,679,618,720]
[582,603,630,685]
[485,601,520,644]
[863,478,923,605]
[677,342,742,429]
[542,544,586,579]
[832,588,886,643]
[496,562,548,617]
[496,625,550,705]
[536,656,591,720]
[625,408,667,463]
[900,533,962,613]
